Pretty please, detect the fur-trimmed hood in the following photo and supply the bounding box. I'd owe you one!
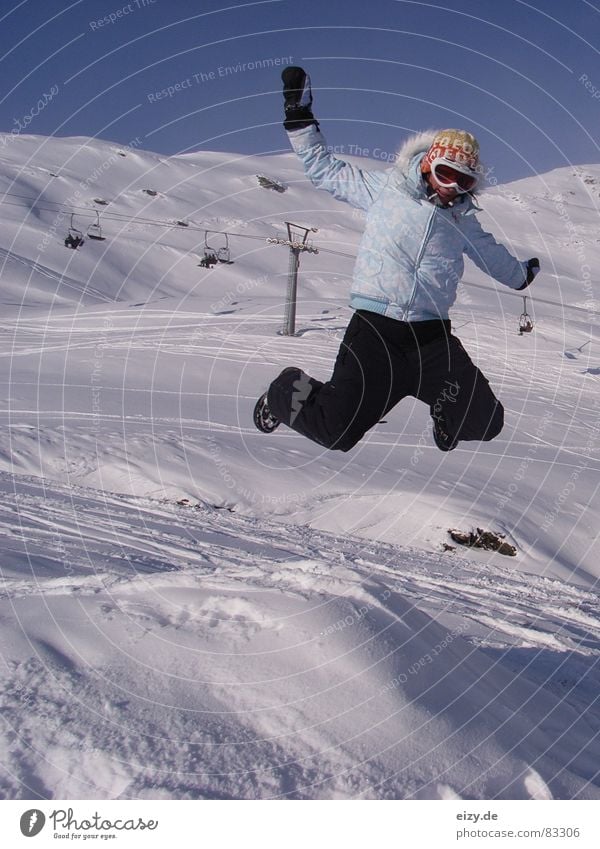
[394,129,438,174]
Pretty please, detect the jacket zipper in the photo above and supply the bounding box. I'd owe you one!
[407,206,436,315]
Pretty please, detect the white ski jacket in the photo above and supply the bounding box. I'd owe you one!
[288,125,528,322]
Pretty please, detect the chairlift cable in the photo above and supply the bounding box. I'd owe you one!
[306,243,600,318]
[0,192,273,241]
[0,191,598,318]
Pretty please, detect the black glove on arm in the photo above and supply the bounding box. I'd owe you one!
[517,257,540,290]
[282,66,318,131]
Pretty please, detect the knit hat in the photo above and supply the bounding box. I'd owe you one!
[421,129,480,175]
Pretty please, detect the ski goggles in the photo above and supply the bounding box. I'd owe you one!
[430,158,478,193]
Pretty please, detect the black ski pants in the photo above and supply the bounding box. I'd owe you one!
[267,310,504,452]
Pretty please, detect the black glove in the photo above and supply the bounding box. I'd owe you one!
[282,66,318,131]
[517,257,540,290]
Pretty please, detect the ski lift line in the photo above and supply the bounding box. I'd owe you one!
[312,243,600,318]
[0,198,274,243]
[0,190,316,246]
[1,189,598,319]
[0,191,216,229]
[1,186,596,315]
[0,192,280,241]
[460,278,599,316]
[0,189,254,232]
[0,190,346,249]
[308,240,600,317]
[0,193,207,228]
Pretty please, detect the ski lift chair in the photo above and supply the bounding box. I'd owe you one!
[217,233,233,264]
[87,211,105,241]
[518,296,534,335]
[64,213,84,249]
[198,231,219,268]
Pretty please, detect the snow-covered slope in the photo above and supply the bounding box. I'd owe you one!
[2,471,599,800]
[0,133,599,800]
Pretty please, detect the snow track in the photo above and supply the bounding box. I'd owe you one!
[1,472,599,800]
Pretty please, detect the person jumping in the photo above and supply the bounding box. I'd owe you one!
[254,67,540,453]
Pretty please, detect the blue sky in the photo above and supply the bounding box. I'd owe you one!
[1,0,599,182]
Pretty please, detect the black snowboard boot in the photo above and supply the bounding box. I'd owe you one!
[432,417,458,452]
[253,392,280,433]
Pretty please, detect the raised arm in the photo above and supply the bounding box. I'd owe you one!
[282,67,389,211]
